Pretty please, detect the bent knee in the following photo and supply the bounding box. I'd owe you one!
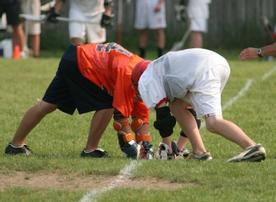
[36,101,57,114]
[205,116,222,133]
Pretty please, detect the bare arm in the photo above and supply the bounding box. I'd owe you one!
[240,42,276,60]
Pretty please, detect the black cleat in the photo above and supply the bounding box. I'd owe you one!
[5,143,32,156]
[80,148,108,158]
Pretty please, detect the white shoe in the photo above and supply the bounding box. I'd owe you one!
[155,143,175,160]
[227,144,266,162]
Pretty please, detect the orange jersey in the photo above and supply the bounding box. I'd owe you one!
[77,42,148,118]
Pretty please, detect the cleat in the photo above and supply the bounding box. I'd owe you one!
[156,142,175,160]
[80,148,108,158]
[138,141,154,160]
[188,152,213,161]
[4,143,32,156]
[227,144,266,162]
[171,141,190,159]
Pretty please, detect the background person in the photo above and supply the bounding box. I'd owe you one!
[0,0,25,58]
[240,42,276,60]
[187,0,211,48]
[47,0,113,45]
[21,0,41,57]
[134,0,166,58]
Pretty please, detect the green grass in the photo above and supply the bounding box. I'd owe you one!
[0,53,276,202]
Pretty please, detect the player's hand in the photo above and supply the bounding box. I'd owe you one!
[46,7,60,23]
[239,48,258,60]
[100,14,113,27]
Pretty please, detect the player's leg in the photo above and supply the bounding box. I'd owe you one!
[5,101,57,155]
[170,99,212,160]
[81,109,113,158]
[205,116,266,162]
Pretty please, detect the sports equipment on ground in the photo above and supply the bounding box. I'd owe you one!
[139,141,154,160]
[227,144,266,162]
[188,152,213,161]
[5,143,32,155]
[155,142,175,160]
[80,148,108,158]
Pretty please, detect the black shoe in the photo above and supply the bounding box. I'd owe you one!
[80,148,108,158]
[5,143,32,155]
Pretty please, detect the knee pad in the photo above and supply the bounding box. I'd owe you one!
[154,107,176,138]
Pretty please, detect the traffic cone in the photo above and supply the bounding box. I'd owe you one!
[13,45,21,60]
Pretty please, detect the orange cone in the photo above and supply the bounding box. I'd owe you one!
[13,45,21,60]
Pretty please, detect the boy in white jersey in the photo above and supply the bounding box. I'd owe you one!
[132,48,266,162]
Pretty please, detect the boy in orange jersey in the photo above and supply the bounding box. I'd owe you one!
[4,43,153,159]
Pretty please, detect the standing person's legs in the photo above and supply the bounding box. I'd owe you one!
[138,29,148,58]
[155,28,165,57]
[190,31,203,48]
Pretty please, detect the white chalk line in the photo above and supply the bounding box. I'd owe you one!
[80,160,142,202]
[79,66,274,202]
[222,79,253,111]
[261,66,276,81]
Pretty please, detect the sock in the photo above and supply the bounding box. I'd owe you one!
[139,47,146,58]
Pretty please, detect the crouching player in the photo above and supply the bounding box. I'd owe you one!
[132,49,266,162]
[4,42,153,159]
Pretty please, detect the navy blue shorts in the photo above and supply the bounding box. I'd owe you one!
[0,0,21,26]
[43,45,113,115]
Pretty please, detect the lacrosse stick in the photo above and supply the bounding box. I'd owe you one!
[170,0,190,51]
[261,15,276,41]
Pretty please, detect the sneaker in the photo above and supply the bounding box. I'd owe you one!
[138,141,154,160]
[171,141,190,159]
[4,143,32,156]
[156,142,175,160]
[227,144,266,162]
[188,152,213,161]
[80,148,108,158]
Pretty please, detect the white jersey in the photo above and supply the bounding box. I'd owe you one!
[138,48,230,117]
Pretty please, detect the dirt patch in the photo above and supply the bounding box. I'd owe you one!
[0,171,195,191]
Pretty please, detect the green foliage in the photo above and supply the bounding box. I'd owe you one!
[0,54,276,201]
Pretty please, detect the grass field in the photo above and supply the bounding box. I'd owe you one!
[0,52,276,202]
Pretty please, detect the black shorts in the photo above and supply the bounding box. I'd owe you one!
[43,45,113,115]
[0,0,21,26]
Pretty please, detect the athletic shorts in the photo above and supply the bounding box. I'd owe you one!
[0,0,21,26]
[134,0,166,29]
[21,0,41,35]
[42,45,113,115]
[186,63,230,118]
[190,18,208,33]
[69,7,106,43]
